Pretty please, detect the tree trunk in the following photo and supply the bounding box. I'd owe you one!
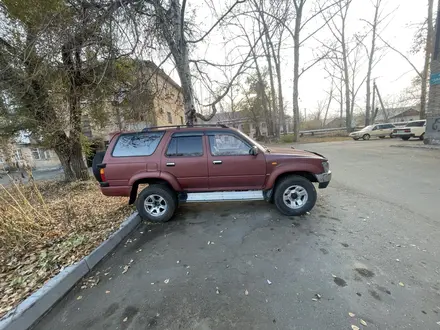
[421,0,434,119]
[292,4,303,142]
[262,24,279,137]
[341,31,351,130]
[55,148,75,182]
[253,54,273,136]
[275,61,286,134]
[365,0,380,126]
[339,77,344,126]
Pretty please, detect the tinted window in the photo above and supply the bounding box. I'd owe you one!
[112,132,164,157]
[166,136,203,157]
[209,133,251,156]
[406,121,425,127]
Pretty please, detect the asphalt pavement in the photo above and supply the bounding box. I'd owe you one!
[34,138,440,330]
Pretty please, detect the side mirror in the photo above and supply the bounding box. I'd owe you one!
[250,146,259,156]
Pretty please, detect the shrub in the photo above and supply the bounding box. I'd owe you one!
[280,134,295,143]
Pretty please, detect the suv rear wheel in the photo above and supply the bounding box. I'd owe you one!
[136,185,177,222]
[274,175,317,216]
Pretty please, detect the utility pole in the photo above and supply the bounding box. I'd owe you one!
[426,0,440,144]
[375,83,388,122]
[371,80,376,123]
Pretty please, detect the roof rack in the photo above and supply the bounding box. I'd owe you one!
[142,123,228,131]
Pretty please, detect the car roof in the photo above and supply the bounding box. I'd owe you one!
[109,124,233,138]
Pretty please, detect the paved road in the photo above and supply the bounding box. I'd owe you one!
[34,139,440,330]
[0,168,63,186]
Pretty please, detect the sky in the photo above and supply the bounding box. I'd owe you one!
[159,0,434,119]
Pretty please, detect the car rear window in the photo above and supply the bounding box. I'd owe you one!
[405,121,425,127]
[166,136,204,157]
[112,132,164,157]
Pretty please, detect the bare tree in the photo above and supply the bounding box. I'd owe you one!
[322,0,354,131]
[363,0,382,126]
[135,0,258,126]
[378,0,434,120]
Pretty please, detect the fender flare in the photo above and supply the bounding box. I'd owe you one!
[128,172,182,204]
[265,164,321,190]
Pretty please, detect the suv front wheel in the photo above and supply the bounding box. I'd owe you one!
[136,185,177,222]
[274,175,317,216]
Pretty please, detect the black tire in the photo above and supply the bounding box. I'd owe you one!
[136,185,177,222]
[353,137,359,141]
[92,151,105,182]
[419,133,425,140]
[362,134,370,141]
[379,136,385,139]
[390,133,394,138]
[401,137,410,141]
[274,175,317,216]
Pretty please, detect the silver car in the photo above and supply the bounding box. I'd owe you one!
[349,123,396,141]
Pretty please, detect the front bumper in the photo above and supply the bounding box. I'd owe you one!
[315,171,332,189]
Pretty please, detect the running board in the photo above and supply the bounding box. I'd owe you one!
[183,190,265,203]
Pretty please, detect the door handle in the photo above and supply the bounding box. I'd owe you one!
[166,162,175,167]
[212,160,222,165]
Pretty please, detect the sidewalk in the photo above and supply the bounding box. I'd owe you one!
[390,142,440,150]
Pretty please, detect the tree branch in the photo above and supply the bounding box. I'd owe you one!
[377,35,421,77]
[188,0,246,44]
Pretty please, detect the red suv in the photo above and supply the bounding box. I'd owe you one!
[93,125,331,222]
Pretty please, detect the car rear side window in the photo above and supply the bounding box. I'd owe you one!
[112,132,164,157]
[406,121,425,127]
[166,136,203,157]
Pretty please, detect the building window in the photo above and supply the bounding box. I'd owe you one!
[167,112,172,124]
[31,148,51,160]
[180,116,184,125]
[14,149,22,161]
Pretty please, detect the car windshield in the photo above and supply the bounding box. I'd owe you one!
[236,130,268,152]
[361,125,373,131]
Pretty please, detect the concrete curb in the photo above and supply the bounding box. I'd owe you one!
[390,144,440,150]
[0,212,140,330]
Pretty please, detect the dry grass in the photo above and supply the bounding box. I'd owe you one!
[0,177,133,318]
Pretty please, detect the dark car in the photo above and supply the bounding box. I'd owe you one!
[92,125,331,222]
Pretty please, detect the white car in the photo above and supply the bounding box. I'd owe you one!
[392,120,426,140]
[349,123,396,141]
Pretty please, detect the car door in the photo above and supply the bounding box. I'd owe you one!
[370,125,379,137]
[206,131,267,190]
[372,124,385,136]
[161,131,209,191]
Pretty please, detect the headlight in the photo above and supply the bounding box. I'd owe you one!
[322,161,330,173]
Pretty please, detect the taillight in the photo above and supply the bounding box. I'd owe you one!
[405,129,411,133]
[100,168,106,182]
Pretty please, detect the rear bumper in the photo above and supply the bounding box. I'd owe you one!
[394,133,414,138]
[100,185,131,197]
[315,171,332,189]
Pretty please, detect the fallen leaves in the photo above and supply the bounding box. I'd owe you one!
[76,296,82,300]
[351,325,360,330]
[164,279,170,284]
[0,180,134,318]
[399,282,405,287]
[360,319,367,326]
[266,279,272,285]
[348,312,356,317]
[244,289,249,296]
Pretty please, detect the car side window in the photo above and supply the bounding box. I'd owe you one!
[166,136,203,157]
[208,133,251,156]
